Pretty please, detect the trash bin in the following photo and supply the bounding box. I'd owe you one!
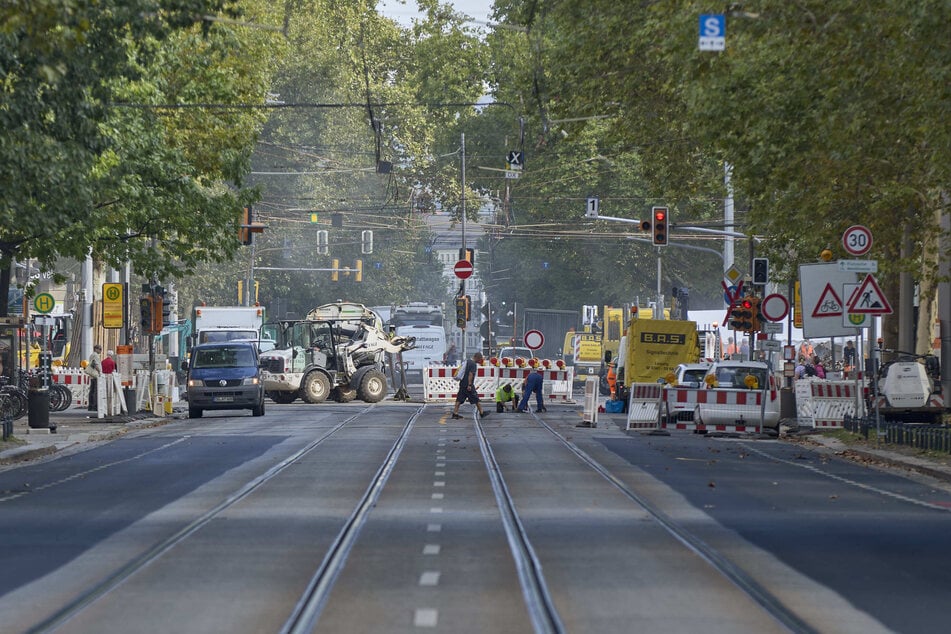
[124,387,137,414]
[28,388,49,429]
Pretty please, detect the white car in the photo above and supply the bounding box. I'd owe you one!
[674,362,711,388]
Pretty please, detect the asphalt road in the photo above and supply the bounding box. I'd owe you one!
[1,402,949,633]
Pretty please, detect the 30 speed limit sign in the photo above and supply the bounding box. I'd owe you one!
[842,225,872,257]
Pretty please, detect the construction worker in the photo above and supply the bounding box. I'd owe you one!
[606,362,617,398]
[495,383,518,413]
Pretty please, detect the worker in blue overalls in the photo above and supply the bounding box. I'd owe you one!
[516,367,547,413]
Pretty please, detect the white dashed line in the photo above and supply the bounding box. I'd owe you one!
[434,480,445,487]
[427,523,442,532]
[419,571,441,586]
[431,493,444,500]
[434,471,445,476]
[414,608,438,627]
[436,462,445,468]
[430,507,443,514]
[423,544,441,555]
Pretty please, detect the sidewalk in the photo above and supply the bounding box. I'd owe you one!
[0,405,182,465]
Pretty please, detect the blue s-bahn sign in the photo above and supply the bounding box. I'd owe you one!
[699,14,726,51]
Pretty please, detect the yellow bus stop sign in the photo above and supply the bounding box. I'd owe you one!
[103,283,124,329]
[33,293,55,314]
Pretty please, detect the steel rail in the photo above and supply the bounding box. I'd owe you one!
[529,415,818,634]
[27,406,384,634]
[473,416,566,634]
[280,405,423,633]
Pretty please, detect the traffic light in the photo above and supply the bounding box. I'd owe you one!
[729,298,754,333]
[749,296,762,332]
[651,206,669,246]
[139,296,154,331]
[361,230,373,254]
[354,259,363,282]
[152,293,164,332]
[160,291,172,327]
[239,207,251,245]
[331,258,339,282]
[753,258,769,285]
[316,230,328,255]
[455,295,470,328]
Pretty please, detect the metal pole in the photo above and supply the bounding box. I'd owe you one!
[460,132,466,361]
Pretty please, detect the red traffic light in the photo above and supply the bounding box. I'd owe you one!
[655,209,667,221]
[741,299,753,309]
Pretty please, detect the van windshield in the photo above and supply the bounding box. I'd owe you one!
[192,346,255,368]
[714,366,768,388]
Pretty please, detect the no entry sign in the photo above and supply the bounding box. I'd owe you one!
[453,260,473,279]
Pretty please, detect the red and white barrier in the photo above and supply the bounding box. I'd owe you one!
[52,368,91,407]
[797,380,863,428]
[423,365,575,403]
[660,386,779,433]
[626,384,664,430]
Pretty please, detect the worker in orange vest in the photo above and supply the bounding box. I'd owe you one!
[606,362,617,398]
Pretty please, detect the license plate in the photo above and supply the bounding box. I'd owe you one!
[213,396,234,403]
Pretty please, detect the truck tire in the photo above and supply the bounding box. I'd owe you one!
[189,407,203,419]
[301,371,331,404]
[332,386,357,403]
[268,390,297,404]
[357,369,387,403]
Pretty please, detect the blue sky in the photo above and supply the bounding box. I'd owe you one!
[378,0,494,26]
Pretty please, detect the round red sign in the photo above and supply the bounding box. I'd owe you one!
[453,260,473,279]
[524,329,544,350]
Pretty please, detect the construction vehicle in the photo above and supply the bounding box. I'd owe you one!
[259,301,415,404]
[389,303,447,383]
[521,308,579,362]
[870,350,944,424]
[191,305,273,350]
[614,316,702,403]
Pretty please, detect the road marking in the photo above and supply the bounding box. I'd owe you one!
[438,442,446,447]
[423,544,441,555]
[414,608,438,627]
[430,507,443,514]
[436,449,446,455]
[434,471,445,477]
[744,443,951,512]
[427,523,442,532]
[419,571,441,586]
[431,493,444,500]
[436,462,445,468]
[434,481,445,487]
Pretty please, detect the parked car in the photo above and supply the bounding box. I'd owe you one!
[183,342,265,418]
[497,346,534,361]
[674,362,712,388]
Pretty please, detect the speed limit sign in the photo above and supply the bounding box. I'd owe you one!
[842,225,872,256]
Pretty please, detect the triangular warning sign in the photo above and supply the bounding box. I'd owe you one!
[811,283,844,318]
[847,274,893,314]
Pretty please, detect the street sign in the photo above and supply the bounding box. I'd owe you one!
[761,321,783,334]
[761,293,789,322]
[585,196,600,218]
[103,282,124,329]
[838,259,878,273]
[842,283,870,328]
[698,14,725,51]
[846,274,893,314]
[453,260,473,279]
[811,283,845,318]
[842,225,873,256]
[762,340,782,351]
[724,263,742,285]
[506,150,524,169]
[33,293,55,314]
[524,329,544,351]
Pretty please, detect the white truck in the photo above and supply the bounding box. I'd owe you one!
[191,306,273,351]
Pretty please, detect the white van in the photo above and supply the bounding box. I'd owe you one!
[396,324,447,382]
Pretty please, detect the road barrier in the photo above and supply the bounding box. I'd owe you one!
[626,384,664,430]
[796,379,863,429]
[423,364,575,404]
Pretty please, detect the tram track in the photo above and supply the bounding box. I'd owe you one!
[517,412,818,634]
[27,404,422,634]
